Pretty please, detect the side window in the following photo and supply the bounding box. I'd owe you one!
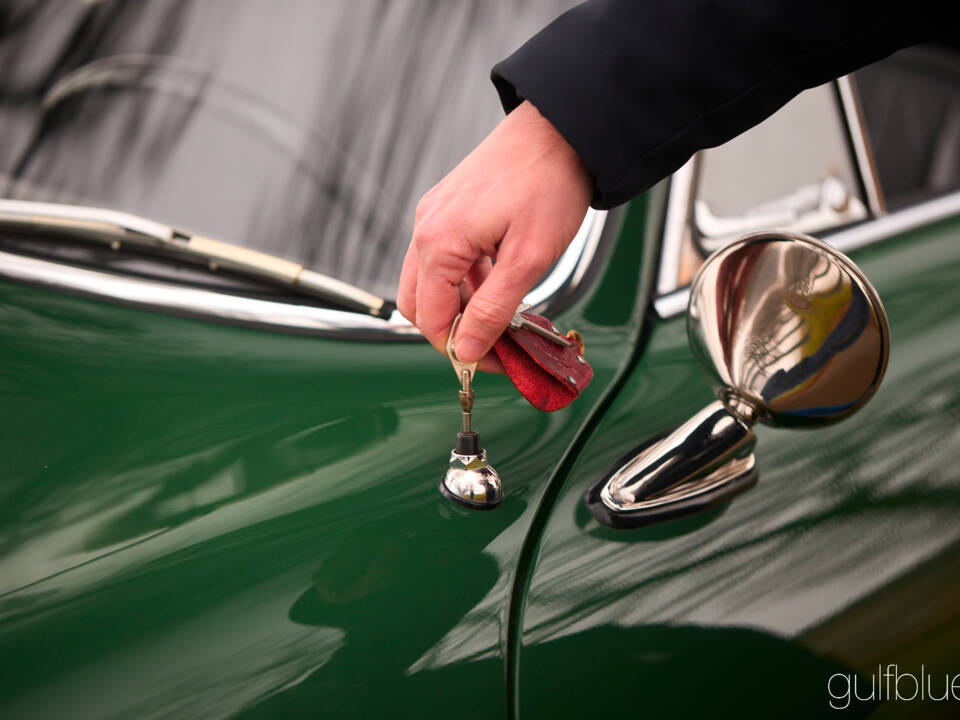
[694,83,867,254]
[854,45,960,209]
[665,82,867,290]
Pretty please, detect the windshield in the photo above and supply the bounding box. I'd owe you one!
[0,0,576,301]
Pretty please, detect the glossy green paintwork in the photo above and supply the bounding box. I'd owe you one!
[514,216,960,718]
[3,193,959,719]
[0,196,659,718]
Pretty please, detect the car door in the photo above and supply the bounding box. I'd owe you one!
[514,48,960,719]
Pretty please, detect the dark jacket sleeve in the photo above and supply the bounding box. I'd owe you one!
[492,0,941,209]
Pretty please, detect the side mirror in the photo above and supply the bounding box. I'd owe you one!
[587,231,890,528]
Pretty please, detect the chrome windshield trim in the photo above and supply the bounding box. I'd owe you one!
[837,74,886,216]
[653,188,960,319]
[0,250,420,339]
[0,198,390,317]
[0,199,171,242]
[0,204,607,337]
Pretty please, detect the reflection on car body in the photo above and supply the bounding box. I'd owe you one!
[1,3,960,717]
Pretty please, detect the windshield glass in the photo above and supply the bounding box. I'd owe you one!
[0,0,576,300]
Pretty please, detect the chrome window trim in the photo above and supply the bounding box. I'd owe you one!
[654,75,905,319]
[652,287,691,320]
[653,188,960,319]
[0,208,607,338]
[686,82,869,259]
[655,157,697,297]
[836,74,886,216]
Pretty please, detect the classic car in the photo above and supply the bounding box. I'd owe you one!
[1,2,959,718]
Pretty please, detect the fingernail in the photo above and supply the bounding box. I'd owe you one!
[455,336,486,363]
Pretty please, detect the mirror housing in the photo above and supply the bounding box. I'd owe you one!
[588,231,890,528]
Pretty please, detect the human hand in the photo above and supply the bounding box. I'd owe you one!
[397,100,592,372]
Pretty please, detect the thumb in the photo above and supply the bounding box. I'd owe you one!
[453,234,553,363]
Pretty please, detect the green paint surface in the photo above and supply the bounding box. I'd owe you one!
[3,196,959,719]
[514,215,960,718]
[0,197,650,719]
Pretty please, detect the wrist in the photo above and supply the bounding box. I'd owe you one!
[510,100,593,203]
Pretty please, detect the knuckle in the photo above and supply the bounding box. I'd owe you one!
[467,296,509,333]
[411,223,433,249]
[412,217,446,250]
[414,184,445,225]
[414,196,432,223]
[415,222,473,270]
[508,243,553,279]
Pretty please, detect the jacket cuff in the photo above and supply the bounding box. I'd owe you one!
[491,59,617,210]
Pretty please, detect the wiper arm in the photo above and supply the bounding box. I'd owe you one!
[0,199,392,318]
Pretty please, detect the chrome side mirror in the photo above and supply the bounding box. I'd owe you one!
[587,231,890,528]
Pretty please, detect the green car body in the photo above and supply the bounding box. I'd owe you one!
[2,4,960,718]
[0,197,649,719]
[4,189,960,719]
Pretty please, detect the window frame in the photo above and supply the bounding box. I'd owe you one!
[654,75,892,317]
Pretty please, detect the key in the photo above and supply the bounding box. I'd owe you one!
[509,303,571,347]
[446,314,477,432]
[439,314,502,511]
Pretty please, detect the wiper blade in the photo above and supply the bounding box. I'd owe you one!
[0,199,392,318]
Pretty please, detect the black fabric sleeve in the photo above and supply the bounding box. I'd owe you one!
[491,0,942,209]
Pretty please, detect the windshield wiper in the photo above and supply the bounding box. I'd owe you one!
[0,199,392,318]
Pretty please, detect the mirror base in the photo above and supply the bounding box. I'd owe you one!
[585,427,757,529]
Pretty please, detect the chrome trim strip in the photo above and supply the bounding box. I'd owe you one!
[654,189,960,319]
[0,205,607,336]
[655,157,696,297]
[0,250,420,338]
[827,189,960,255]
[652,288,689,319]
[0,199,171,241]
[837,74,886,216]
[0,199,389,316]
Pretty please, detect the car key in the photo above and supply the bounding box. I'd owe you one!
[509,303,571,347]
[440,313,502,509]
[446,314,477,435]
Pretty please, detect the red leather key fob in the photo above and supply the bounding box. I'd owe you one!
[493,311,593,412]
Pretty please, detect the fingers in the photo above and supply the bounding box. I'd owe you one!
[477,347,505,374]
[400,221,502,372]
[396,240,419,325]
[464,256,493,295]
[395,99,592,375]
[414,230,476,355]
[461,258,504,373]
[453,228,553,364]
